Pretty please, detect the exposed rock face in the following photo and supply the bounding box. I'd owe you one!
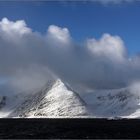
[0,96,6,109]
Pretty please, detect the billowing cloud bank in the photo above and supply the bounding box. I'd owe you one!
[0,18,140,94]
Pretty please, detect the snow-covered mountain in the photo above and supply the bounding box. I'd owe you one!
[1,77,140,118]
[1,79,89,118]
[81,87,140,118]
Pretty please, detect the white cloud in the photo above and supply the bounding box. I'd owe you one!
[47,25,71,45]
[1,17,140,93]
[0,18,31,42]
[86,33,127,62]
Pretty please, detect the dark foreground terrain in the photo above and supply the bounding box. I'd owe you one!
[0,118,140,139]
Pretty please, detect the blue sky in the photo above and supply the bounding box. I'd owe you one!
[0,1,140,55]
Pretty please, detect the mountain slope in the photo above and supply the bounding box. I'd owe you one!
[81,88,140,118]
[8,79,88,118]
